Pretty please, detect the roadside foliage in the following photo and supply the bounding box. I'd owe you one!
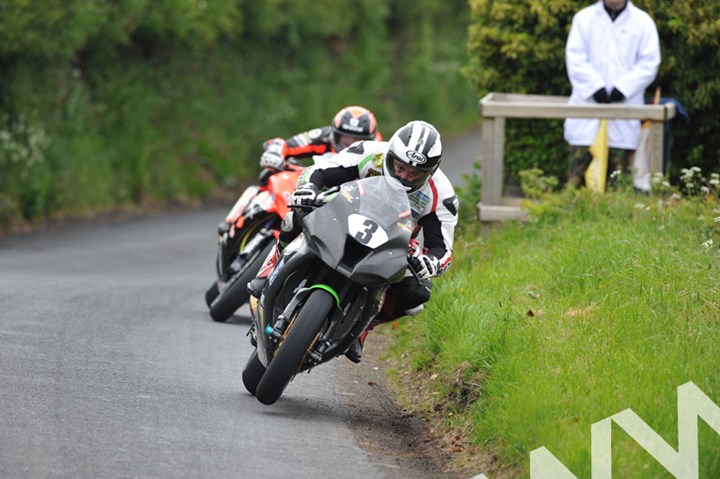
[0,0,476,228]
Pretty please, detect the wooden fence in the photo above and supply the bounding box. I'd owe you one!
[477,93,677,221]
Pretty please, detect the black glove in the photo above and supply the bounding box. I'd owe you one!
[592,88,610,104]
[609,87,625,103]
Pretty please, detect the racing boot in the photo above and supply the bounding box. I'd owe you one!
[344,302,425,363]
[247,242,281,299]
[345,330,369,364]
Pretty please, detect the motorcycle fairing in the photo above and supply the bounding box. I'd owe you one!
[301,177,413,286]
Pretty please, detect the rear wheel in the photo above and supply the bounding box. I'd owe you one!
[242,350,266,396]
[255,290,335,405]
[209,240,274,322]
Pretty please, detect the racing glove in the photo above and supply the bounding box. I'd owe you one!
[260,139,287,170]
[291,183,320,208]
[592,88,610,104]
[408,251,439,280]
[609,87,625,103]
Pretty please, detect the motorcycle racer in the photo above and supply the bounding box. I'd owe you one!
[253,120,459,362]
[258,106,382,183]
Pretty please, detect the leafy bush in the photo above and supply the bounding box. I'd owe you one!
[0,1,243,59]
[455,162,482,227]
[518,167,558,199]
[0,114,51,219]
[0,0,477,228]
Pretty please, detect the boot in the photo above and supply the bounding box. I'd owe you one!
[345,330,368,363]
[248,242,281,299]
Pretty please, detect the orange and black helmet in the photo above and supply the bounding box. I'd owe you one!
[331,106,379,152]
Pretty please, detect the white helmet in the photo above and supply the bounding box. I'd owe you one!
[383,120,442,191]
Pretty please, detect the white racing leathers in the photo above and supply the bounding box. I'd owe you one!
[564,0,660,149]
[299,140,459,277]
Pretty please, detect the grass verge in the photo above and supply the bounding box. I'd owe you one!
[384,188,720,478]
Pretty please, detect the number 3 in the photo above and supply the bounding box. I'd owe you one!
[355,219,378,244]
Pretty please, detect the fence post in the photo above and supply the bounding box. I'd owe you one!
[480,116,505,207]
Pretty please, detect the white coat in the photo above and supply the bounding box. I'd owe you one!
[563,1,660,149]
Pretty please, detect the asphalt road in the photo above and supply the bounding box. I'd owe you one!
[0,129,481,479]
[0,210,423,479]
[441,128,482,186]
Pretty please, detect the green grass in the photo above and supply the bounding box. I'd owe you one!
[386,189,720,477]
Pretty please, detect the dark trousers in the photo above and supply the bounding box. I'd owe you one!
[375,276,432,325]
[566,146,633,188]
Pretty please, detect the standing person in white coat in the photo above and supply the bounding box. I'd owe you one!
[564,0,661,188]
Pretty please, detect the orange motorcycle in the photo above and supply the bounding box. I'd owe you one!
[205,165,304,322]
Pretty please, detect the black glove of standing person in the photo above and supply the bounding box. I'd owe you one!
[592,88,610,104]
[609,87,625,103]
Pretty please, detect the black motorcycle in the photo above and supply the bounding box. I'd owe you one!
[242,175,415,405]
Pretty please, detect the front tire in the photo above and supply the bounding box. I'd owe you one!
[255,290,335,405]
[242,350,266,396]
[205,282,219,307]
[209,240,274,322]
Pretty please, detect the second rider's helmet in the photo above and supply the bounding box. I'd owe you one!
[331,106,379,152]
[384,120,442,192]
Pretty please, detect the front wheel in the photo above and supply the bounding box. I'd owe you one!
[242,350,266,396]
[209,240,274,322]
[205,282,219,307]
[255,290,335,405]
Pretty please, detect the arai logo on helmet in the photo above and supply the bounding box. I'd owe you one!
[405,150,427,164]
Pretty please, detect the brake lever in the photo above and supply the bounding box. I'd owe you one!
[408,262,423,286]
[289,204,315,211]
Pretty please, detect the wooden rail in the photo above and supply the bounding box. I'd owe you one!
[477,93,677,222]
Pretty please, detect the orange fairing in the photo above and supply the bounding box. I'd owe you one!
[225,185,260,224]
[268,166,304,217]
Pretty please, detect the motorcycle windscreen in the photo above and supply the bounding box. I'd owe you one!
[303,175,413,285]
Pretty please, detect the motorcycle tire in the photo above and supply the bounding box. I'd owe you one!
[205,282,219,307]
[242,350,266,396]
[209,240,274,322]
[255,289,335,405]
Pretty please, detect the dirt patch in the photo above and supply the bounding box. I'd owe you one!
[337,332,504,479]
[337,332,519,479]
[336,335,457,478]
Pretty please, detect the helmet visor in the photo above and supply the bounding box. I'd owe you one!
[385,151,434,190]
[332,132,363,152]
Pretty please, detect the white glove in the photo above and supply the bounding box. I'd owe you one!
[408,250,439,280]
[260,148,285,170]
[291,184,320,208]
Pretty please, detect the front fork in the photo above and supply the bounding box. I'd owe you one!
[218,219,274,281]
